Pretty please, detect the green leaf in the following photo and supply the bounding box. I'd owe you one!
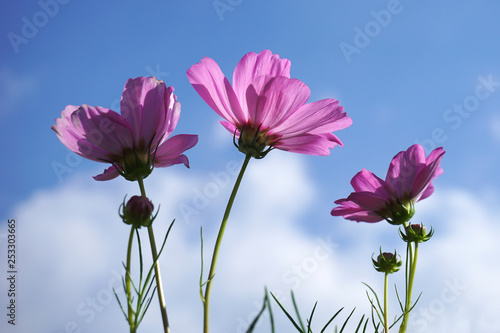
[320,307,344,333]
[270,292,304,332]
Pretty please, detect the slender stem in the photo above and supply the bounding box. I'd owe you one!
[399,241,418,333]
[137,177,170,333]
[126,226,136,333]
[384,272,389,333]
[203,154,252,333]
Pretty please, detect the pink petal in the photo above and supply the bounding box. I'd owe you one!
[351,169,388,195]
[232,50,291,111]
[275,134,334,156]
[253,77,310,129]
[187,57,246,125]
[52,105,86,153]
[93,166,120,181]
[385,145,426,199]
[347,192,389,212]
[419,182,435,201]
[220,120,239,136]
[53,105,133,162]
[411,148,445,201]
[273,99,352,137]
[331,199,383,222]
[120,77,170,147]
[163,99,181,142]
[343,211,384,223]
[154,134,198,168]
[76,105,134,156]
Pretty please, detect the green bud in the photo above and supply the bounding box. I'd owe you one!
[372,249,402,274]
[400,223,434,243]
[120,195,157,228]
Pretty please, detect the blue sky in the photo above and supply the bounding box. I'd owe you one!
[1,1,500,332]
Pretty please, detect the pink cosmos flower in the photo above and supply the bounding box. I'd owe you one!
[52,77,198,181]
[331,144,445,224]
[187,50,352,158]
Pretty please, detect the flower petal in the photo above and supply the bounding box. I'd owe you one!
[331,199,383,222]
[351,169,388,195]
[275,134,335,155]
[385,145,426,199]
[253,76,310,129]
[154,134,198,168]
[273,99,351,137]
[232,50,291,111]
[93,166,120,181]
[120,77,171,148]
[53,105,133,162]
[187,57,246,125]
[347,192,390,212]
[411,148,445,201]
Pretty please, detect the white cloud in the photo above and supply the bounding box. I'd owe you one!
[1,155,499,333]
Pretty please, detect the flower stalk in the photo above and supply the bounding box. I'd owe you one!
[384,272,389,333]
[137,177,170,333]
[125,226,136,333]
[202,153,252,333]
[399,236,419,333]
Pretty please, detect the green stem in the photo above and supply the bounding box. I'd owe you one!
[126,226,136,333]
[203,154,252,333]
[137,177,170,333]
[399,241,418,333]
[384,272,389,333]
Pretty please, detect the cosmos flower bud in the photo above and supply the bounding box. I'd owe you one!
[120,195,157,228]
[372,249,402,274]
[400,223,434,243]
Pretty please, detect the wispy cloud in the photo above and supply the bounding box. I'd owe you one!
[1,154,499,332]
[0,66,38,118]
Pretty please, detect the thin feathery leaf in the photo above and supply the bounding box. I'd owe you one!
[354,314,365,333]
[338,307,356,333]
[363,282,384,314]
[395,284,404,312]
[270,292,303,332]
[113,288,128,321]
[362,317,369,333]
[265,287,275,333]
[291,291,306,332]
[306,302,318,333]
[246,290,268,333]
[320,307,344,333]
[136,229,144,287]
